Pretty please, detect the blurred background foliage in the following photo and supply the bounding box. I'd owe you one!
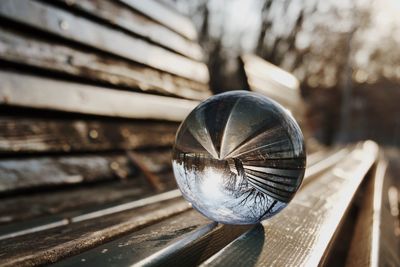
[173,0,400,146]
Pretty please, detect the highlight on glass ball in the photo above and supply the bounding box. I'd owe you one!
[172,91,306,225]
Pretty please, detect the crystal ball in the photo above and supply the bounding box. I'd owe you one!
[172,91,306,224]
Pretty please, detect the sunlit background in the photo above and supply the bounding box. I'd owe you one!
[173,0,400,146]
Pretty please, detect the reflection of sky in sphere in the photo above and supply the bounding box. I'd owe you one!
[172,91,305,224]
[173,161,286,224]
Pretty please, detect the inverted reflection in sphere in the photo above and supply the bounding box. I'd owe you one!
[172,91,306,224]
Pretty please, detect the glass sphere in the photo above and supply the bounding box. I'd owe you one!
[172,91,306,224]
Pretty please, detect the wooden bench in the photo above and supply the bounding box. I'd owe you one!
[0,1,396,267]
[238,54,398,266]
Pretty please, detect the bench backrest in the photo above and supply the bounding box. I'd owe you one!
[240,53,312,144]
[0,0,211,194]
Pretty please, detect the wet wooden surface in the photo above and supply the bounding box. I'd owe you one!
[0,0,209,83]
[0,27,209,100]
[0,71,199,121]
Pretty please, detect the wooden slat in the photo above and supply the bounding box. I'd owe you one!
[0,27,210,100]
[0,186,181,240]
[9,150,335,266]
[0,116,178,154]
[0,151,321,234]
[50,210,247,266]
[241,54,301,109]
[346,160,400,267]
[119,0,198,41]
[51,210,251,267]
[0,150,342,267]
[0,178,149,225]
[51,210,212,266]
[201,141,378,267]
[0,149,172,193]
[131,223,251,267]
[0,195,189,267]
[52,0,203,61]
[302,147,350,184]
[0,154,134,193]
[0,71,199,121]
[0,0,209,83]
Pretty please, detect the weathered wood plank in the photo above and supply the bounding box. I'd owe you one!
[51,210,212,267]
[51,0,203,60]
[0,116,178,154]
[0,148,344,267]
[346,160,400,267]
[53,209,251,267]
[0,195,190,267]
[127,151,165,192]
[0,154,134,193]
[0,150,321,236]
[302,147,350,184]
[0,27,210,100]
[0,178,150,225]
[118,0,198,41]
[0,0,209,83]
[0,71,199,121]
[132,223,252,267]
[241,54,301,109]
[0,149,172,193]
[201,141,378,267]
[8,150,331,266]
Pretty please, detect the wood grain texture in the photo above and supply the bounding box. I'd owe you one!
[0,116,178,154]
[0,27,210,100]
[52,210,252,267]
[44,150,339,267]
[201,141,378,267]
[0,0,209,82]
[0,149,172,193]
[52,0,203,60]
[240,54,302,118]
[0,154,134,193]
[135,223,252,267]
[0,71,199,121]
[0,178,150,225]
[346,159,400,267]
[118,0,198,41]
[51,210,212,266]
[0,197,190,267]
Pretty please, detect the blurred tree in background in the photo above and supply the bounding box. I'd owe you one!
[174,0,400,146]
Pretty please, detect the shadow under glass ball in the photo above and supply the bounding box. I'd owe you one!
[172,91,306,224]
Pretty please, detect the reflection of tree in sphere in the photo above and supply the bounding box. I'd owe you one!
[172,91,306,224]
